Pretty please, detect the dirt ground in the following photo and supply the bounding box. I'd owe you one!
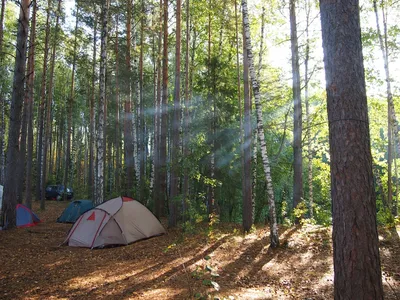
[0,201,399,299]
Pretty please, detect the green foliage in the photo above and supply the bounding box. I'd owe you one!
[377,206,395,226]
[293,200,308,224]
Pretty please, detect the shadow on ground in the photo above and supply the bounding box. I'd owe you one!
[0,202,398,299]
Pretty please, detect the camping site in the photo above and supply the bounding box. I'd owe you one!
[1,0,400,298]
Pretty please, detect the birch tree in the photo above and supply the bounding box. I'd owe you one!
[95,0,110,205]
[242,22,252,232]
[242,0,279,248]
[373,0,397,214]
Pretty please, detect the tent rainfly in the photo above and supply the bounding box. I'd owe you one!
[0,203,41,229]
[57,200,93,223]
[63,196,165,248]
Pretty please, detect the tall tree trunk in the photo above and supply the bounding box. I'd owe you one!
[114,15,121,191]
[150,7,156,196]
[37,0,52,201]
[2,0,30,228]
[64,3,79,203]
[139,0,145,203]
[132,8,140,192]
[182,0,190,220]
[290,0,303,212]
[235,0,243,206]
[207,0,215,216]
[320,0,384,298]
[304,0,313,218]
[242,0,279,248]
[253,6,265,223]
[154,0,163,218]
[169,0,182,227]
[124,0,135,198]
[89,12,97,200]
[393,136,399,216]
[0,0,6,185]
[43,0,62,208]
[373,0,396,212]
[24,0,37,209]
[94,0,110,205]
[242,23,252,232]
[159,0,168,217]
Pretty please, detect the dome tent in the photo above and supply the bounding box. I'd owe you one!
[57,200,93,223]
[17,204,41,227]
[1,204,41,229]
[63,196,165,248]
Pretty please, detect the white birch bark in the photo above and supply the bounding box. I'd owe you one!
[373,0,397,210]
[133,17,140,188]
[242,0,279,248]
[95,0,109,206]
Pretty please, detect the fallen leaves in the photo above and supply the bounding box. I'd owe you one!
[0,203,399,299]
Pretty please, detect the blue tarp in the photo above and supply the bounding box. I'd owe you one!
[57,200,93,223]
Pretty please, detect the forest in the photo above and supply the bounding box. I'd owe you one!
[0,0,399,298]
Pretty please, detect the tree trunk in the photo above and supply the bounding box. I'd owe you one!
[373,0,396,212]
[242,23,252,232]
[207,0,215,216]
[94,0,110,206]
[24,0,37,209]
[2,0,30,228]
[154,0,163,218]
[182,0,190,220]
[36,0,52,202]
[169,0,182,227]
[114,15,121,191]
[235,0,243,225]
[319,0,384,298]
[304,0,313,218]
[89,12,97,200]
[139,0,146,203]
[124,0,135,198]
[253,6,265,223]
[242,0,279,248]
[159,0,168,217]
[393,137,399,216]
[132,8,140,192]
[64,3,79,203]
[43,0,61,208]
[0,0,6,185]
[290,0,303,212]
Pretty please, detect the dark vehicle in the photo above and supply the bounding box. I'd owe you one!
[45,185,74,200]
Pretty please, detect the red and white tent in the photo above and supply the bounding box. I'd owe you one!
[63,196,165,248]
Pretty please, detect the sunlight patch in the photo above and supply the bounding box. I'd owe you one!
[67,270,138,290]
[137,287,185,299]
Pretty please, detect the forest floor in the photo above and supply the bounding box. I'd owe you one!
[0,201,399,300]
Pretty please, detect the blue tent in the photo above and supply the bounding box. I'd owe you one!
[16,204,41,228]
[57,200,93,223]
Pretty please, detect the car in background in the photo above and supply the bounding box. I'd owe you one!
[45,185,74,200]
